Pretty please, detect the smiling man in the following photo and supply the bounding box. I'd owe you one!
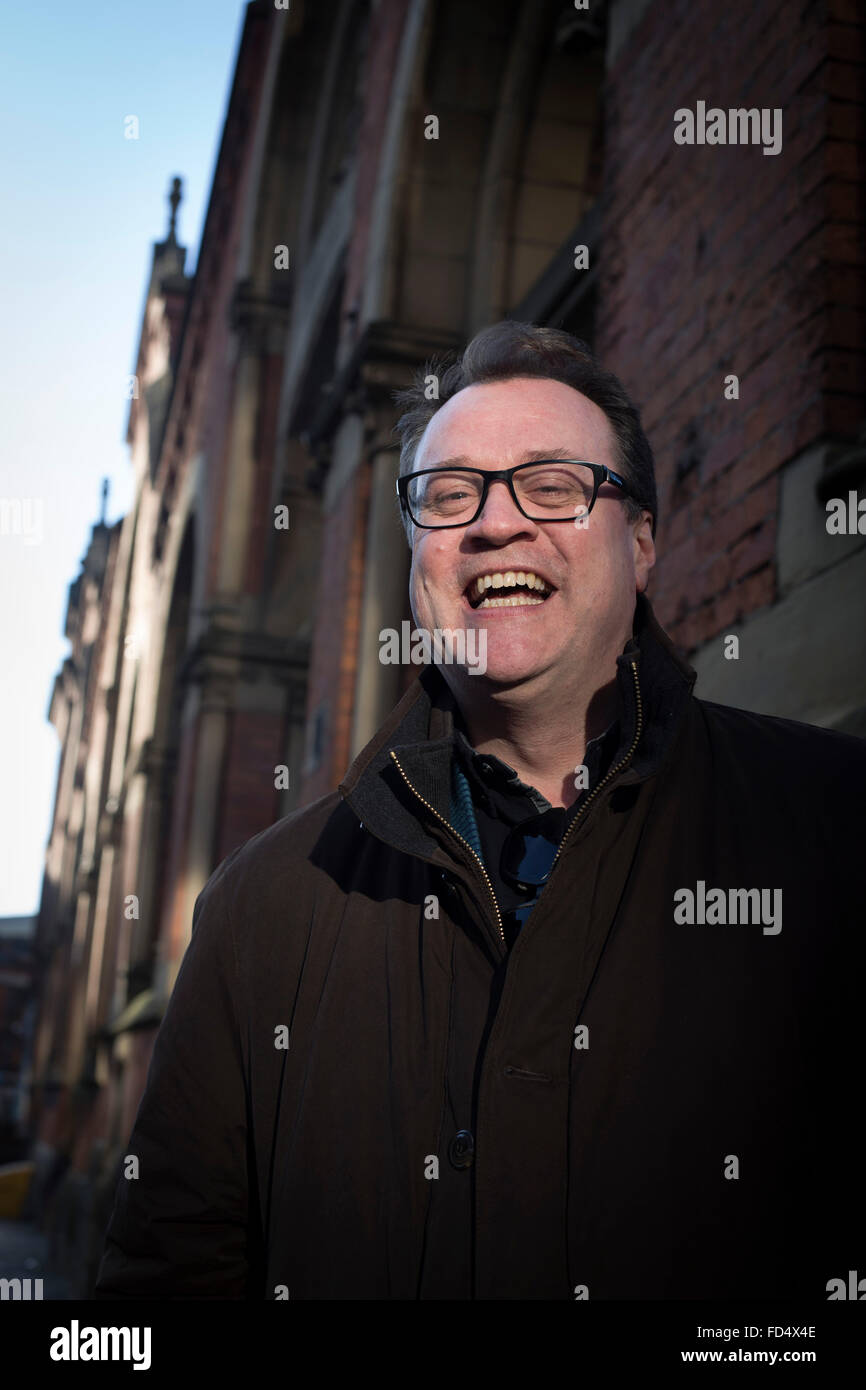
[95,321,864,1302]
[399,372,654,814]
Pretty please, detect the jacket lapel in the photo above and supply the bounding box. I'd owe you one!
[339,593,697,862]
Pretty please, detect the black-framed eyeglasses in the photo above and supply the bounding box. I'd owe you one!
[396,459,631,530]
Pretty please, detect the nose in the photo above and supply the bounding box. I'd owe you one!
[465,478,538,541]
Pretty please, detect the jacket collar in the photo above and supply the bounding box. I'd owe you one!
[338,592,697,865]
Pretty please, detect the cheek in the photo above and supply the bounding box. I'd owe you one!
[560,529,627,610]
[411,541,452,609]
[408,568,422,619]
[410,584,429,621]
[590,540,637,624]
[409,559,435,625]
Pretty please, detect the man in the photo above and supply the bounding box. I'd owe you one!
[95,321,864,1300]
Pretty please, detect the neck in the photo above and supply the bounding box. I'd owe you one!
[453,665,621,810]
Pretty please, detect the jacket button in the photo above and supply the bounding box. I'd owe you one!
[449,1129,475,1169]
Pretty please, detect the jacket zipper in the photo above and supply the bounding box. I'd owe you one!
[388,659,643,950]
[547,659,643,876]
[389,749,507,946]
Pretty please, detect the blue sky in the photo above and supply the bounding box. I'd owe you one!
[0,0,247,914]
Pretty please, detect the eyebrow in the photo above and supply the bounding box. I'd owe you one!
[424,447,580,469]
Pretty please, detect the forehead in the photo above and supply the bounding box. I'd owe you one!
[414,376,615,467]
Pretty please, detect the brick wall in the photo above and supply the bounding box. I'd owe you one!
[217,709,285,862]
[598,0,865,650]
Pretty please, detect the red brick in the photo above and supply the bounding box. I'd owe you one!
[729,522,777,582]
[600,0,864,642]
[739,565,777,613]
[709,587,744,635]
[703,424,747,482]
[702,550,733,598]
[792,396,826,454]
[664,502,693,550]
[709,477,779,551]
[671,607,706,653]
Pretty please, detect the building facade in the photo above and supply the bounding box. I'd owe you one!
[0,915,37,1165]
[28,0,865,1294]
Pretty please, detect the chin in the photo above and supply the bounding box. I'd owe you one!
[460,659,543,688]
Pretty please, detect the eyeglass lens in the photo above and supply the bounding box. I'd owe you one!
[407,462,594,525]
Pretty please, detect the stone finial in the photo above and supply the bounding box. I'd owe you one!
[167,176,182,241]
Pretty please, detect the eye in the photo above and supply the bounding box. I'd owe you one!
[417,473,481,515]
[523,480,573,501]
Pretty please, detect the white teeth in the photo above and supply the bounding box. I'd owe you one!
[470,571,552,604]
[478,594,545,608]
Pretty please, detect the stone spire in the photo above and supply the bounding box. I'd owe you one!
[149,175,187,289]
[167,175,182,243]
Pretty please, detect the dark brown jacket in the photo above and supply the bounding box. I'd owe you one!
[94,594,865,1300]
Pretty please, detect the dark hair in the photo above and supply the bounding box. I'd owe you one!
[391,320,657,543]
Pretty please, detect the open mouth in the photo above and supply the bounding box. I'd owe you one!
[466,570,555,610]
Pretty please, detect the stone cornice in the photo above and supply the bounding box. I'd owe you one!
[180,623,311,690]
[303,320,464,449]
[229,276,293,353]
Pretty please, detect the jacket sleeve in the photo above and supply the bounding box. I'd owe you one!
[93,850,259,1299]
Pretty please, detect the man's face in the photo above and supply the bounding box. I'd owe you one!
[407,375,655,696]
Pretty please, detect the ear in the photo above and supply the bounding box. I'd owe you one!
[632,512,655,593]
